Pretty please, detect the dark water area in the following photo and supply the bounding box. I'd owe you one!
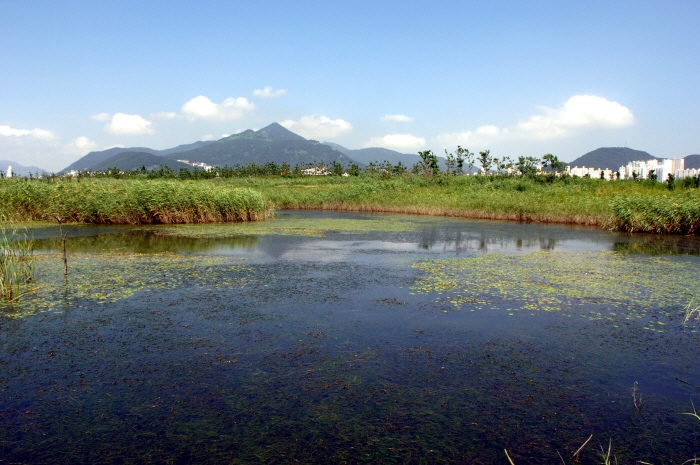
[2,211,700,464]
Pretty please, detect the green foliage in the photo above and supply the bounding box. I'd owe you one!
[418,150,440,177]
[0,221,35,300]
[0,178,270,224]
[610,194,700,234]
[478,150,492,174]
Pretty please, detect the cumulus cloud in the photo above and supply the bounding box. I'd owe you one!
[435,125,507,148]
[364,134,426,151]
[434,95,634,147]
[70,136,98,152]
[181,95,255,121]
[90,113,111,121]
[279,116,353,139]
[200,134,215,141]
[381,114,414,122]
[515,95,634,139]
[252,87,287,98]
[104,113,154,135]
[152,111,178,120]
[0,124,56,140]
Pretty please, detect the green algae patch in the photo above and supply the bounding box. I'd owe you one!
[0,252,251,318]
[412,251,699,319]
[155,214,439,238]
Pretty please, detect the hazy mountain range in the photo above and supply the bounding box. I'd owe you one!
[0,160,47,177]
[2,123,699,175]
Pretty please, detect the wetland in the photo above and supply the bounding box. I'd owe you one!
[1,211,700,464]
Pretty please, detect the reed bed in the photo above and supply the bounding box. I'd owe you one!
[0,221,35,300]
[229,175,678,228]
[0,178,270,224]
[610,194,700,234]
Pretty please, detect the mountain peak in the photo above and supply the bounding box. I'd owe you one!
[256,123,306,142]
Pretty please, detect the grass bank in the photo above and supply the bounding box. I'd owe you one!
[224,174,700,233]
[0,178,270,224]
[2,175,699,234]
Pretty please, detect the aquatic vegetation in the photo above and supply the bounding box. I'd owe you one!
[683,299,700,324]
[155,213,440,238]
[411,251,700,321]
[0,221,35,300]
[0,252,250,317]
[0,178,270,224]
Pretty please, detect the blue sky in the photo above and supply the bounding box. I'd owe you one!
[1,0,698,171]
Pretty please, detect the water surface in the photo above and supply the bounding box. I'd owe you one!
[2,211,700,464]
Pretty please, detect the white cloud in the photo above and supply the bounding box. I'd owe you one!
[364,134,426,151]
[0,124,56,140]
[181,95,255,121]
[152,111,178,120]
[252,87,287,98]
[105,113,154,135]
[90,112,111,121]
[70,136,98,152]
[381,114,414,122]
[200,134,215,141]
[434,95,634,147]
[515,95,634,139]
[221,133,230,138]
[279,116,353,139]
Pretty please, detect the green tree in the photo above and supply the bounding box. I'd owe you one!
[478,150,492,174]
[418,150,440,177]
[330,161,344,176]
[541,154,564,173]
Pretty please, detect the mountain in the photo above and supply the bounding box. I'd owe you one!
[568,147,657,170]
[323,143,417,166]
[684,155,700,170]
[0,160,47,177]
[156,140,216,157]
[62,141,215,172]
[163,123,359,167]
[90,152,191,172]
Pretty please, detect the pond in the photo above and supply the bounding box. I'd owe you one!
[2,210,700,464]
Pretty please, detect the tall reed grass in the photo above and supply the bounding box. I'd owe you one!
[0,178,271,224]
[1,221,35,301]
[610,194,700,234]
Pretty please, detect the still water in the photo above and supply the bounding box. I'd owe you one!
[2,211,700,464]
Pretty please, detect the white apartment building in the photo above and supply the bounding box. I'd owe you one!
[619,158,686,181]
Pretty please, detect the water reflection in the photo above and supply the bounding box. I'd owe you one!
[23,210,700,257]
[33,231,258,254]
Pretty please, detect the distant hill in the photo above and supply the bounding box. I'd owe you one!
[90,152,191,172]
[569,147,657,170]
[323,143,418,166]
[0,160,47,177]
[684,155,700,170]
[163,123,360,167]
[322,143,452,171]
[62,141,215,172]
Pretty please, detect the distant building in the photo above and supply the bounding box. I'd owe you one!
[618,158,685,181]
[566,165,613,180]
[302,167,329,176]
[5,166,12,178]
[176,160,213,171]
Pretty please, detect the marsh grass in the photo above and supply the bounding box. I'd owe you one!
[611,194,700,234]
[0,221,36,301]
[0,178,270,224]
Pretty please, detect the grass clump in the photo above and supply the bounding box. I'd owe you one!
[610,194,700,234]
[0,178,271,224]
[0,221,35,301]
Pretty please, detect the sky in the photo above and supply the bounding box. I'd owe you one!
[1,0,699,171]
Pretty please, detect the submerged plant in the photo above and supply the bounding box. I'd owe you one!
[0,220,36,301]
[683,299,700,324]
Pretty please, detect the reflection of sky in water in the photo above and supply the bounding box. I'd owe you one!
[27,210,700,261]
